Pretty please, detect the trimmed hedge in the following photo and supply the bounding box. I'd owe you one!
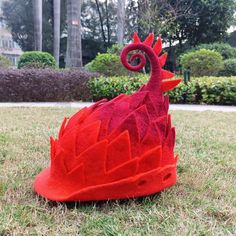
[85,53,129,76]
[88,76,236,105]
[180,49,224,77]
[1,69,235,105]
[18,51,57,69]
[0,69,98,102]
[88,75,146,101]
[219,59,236,76]
[168,77,236,105]
[195,43,236,60]
[107,44,123,55]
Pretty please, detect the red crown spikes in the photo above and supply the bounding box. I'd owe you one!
[34,33,181,202]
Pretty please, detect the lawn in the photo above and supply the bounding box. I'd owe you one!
[0,108,235,235]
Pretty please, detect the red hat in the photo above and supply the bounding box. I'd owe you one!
[34,33,181,202]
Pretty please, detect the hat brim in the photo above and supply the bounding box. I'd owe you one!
[34,165,177,202]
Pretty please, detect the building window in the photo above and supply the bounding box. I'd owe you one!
[0,38,21,50]
[1,39,5,48]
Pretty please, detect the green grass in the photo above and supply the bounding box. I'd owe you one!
[0,108,235,235]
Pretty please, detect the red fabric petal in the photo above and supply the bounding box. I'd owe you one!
[138,146,162,173]
[162,128,175,166]
[107,158,138,182]
[133,32,141,44]
[107,100,130,133]
[143,33,154,46]
[161,69,175,80]
[134,105,150,140]
[83,140,108,185]
[141,122,161,152]
[106,131,131,171]
[153,38,162,56]
[50,146,67,177]
[77,140,108,186]
[75,121,101,155]
[161,79,182,92]
[159,53,167,67]
[67,164,84,189]
[59,117,67,138]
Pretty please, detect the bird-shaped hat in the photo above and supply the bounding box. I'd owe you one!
[34,33,181,201]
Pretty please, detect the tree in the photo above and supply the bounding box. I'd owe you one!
[2,0,60,52]
[117,0,126,44]
[125,0,236,47]
[124,0,196,71]
[3,0,34,51]
[125,0,139,38]
[33,0,43,50]
[3,0,117,53]
[184,0,236,46]
[228,30,236,47]
[3,0,236,66]
[93,0,116,48]
[53,0,61,65]
[125,0,186,41]
[66,0,83,67]
[2,0,106,64]
[95,0,107,46]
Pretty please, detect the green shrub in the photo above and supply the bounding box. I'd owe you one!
[0,55,12,68]
[167,81,198,104]
[85,53,129,76]
[107,44,123,55]
[18,51,56,69]
[88,75,147,100]
[88,76,236,105]
[196,43,236,60]
[180,49,224,77]
[219,59,236,76]
[84,62,93,71]
[168,77,236,105]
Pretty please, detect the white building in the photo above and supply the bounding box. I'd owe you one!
[0,0,23,66]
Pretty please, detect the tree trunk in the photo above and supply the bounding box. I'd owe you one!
[33,0,42,51]
[66,0,82,68]
[105,0,110,47]
[53,0,61,66]
[117,0,126,44]
[95,0,107,48]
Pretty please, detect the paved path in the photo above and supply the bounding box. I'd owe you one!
[0,102,235,112]
[0,102,93,109]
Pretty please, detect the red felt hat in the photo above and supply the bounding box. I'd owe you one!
[34,33,181,202]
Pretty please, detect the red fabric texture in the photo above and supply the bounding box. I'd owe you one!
[34,33,181,202]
